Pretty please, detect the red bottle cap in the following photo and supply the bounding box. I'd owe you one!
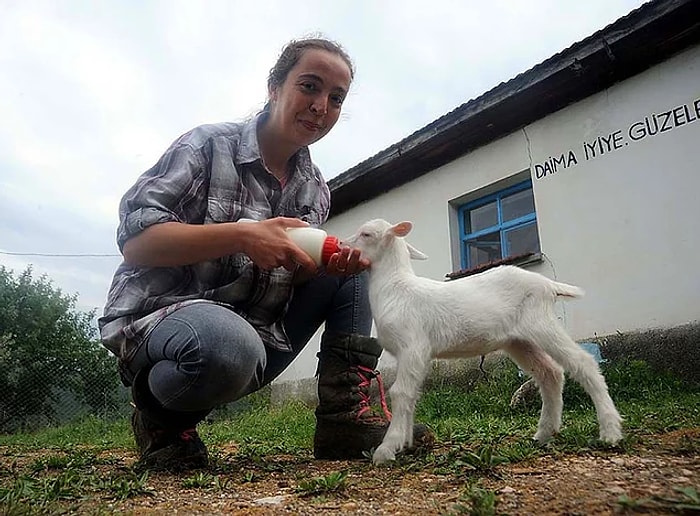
[321,235,341,265]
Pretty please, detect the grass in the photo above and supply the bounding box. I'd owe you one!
[295,470,348,496]
[617,486,700,513]
[0,360,698,514]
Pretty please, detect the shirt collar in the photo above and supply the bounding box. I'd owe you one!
[235,111,316,181]
[234,112,265,165]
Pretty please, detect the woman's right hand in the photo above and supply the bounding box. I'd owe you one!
[122,217,317,271]
[237,217,318,272]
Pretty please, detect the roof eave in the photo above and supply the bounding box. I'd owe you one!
[328,0,700,217]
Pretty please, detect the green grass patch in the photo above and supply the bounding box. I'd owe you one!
[0,414,132,450]
[1,360,697,455]
[0,360,698,512]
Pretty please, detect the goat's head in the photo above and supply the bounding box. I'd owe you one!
[342,219,428,264]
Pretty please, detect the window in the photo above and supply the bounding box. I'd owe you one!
[457,180,540,270]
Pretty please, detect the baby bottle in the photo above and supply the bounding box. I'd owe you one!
[238,218,340,266]
[286,227,341,267]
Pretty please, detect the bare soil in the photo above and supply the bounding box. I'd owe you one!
[21,428,695,515]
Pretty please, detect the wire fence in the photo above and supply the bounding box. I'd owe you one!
[0,347,131,434]
[0,336,270,434]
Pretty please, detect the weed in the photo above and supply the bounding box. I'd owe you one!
[295,470,348,496]
[0,360,698,514]
[449,484,497,515]
[30,453,72,472]
[674,433,700,455]
[242,470,258,483]
[457,445,509,475]
[617,486,700,513]
[432,444,510,478]
[30,449,99,472]
[673,486,700,506]
[0,470,94,507]
[617,494,653,511]
[102,471,155,501]
[181,471,218,489]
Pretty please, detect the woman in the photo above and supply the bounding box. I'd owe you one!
[99,37,402,471]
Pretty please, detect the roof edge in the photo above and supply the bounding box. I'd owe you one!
[328,0,700,216]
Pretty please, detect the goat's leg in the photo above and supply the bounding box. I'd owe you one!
[504,340,564,443]
[373,349,429,465]
[535,326,623,444]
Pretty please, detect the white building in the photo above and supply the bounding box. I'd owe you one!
[273,0,700,401]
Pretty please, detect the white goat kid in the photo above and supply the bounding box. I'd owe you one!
[343,219,623,465]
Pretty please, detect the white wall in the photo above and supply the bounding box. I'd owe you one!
[527,44,700,337]
[274,43,700,386]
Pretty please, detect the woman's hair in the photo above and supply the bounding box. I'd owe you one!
[267,36,354,92]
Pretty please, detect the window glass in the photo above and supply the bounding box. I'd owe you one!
[466,201,497,233]
[466,231,501,267]
[504,222,540,256]
[502,188,535,222]
[458,180,540,270]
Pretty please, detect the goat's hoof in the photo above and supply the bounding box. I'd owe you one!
[533,431,555,444]
[600,429,623,445]
[372,446,396,465]
[599,416,623,445]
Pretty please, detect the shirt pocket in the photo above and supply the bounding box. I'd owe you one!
[207,198,238,223]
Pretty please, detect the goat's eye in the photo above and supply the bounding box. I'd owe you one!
[360,232,372,238]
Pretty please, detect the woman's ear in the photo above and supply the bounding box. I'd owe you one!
[268,86,278,104]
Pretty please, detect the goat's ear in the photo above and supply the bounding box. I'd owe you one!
[390,221,413,238]
[407,243,428,260]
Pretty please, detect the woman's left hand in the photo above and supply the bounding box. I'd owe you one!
[326,247,369,276]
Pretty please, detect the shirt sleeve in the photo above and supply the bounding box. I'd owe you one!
[116,139,208,252]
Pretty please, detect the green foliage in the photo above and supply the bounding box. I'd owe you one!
[208,401,314,454]
[0,470,155,508]
[417,363,523,422]
[0,266,122,432]
[617,486,700,513]
[180,471,231,490]
[455,445,510,473]
[102,471,156,501]
[30,450,98,472]
[0,470,92,504]
[295,470,347,496]
[0,360,698,514]
[0,414,132,449]
[446,483,498,516]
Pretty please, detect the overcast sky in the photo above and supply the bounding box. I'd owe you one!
[0,0,647,317]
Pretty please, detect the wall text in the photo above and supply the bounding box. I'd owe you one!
[534,97,700,180]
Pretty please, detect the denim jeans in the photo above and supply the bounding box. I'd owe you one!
[127,271,372,412]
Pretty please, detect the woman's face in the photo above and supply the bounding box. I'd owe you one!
[267,48,352,148]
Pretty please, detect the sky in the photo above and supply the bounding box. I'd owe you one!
[0,0,648,318]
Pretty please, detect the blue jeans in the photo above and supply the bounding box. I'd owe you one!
[127,271,372,412]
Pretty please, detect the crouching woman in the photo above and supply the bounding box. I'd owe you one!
[99,37,403,471]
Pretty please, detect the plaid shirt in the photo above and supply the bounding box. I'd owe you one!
[99,113,331,371]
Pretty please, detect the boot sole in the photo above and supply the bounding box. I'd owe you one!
[313,419,388,460]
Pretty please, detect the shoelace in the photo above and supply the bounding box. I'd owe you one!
[179,428,198,442]
[355,365,392,421]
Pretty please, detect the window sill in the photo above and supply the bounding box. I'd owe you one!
[445,252,543,281]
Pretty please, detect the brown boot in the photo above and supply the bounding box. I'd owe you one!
[131,368,209,472]
[313,333,433,460]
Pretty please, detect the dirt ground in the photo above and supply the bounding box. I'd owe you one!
[74,428,700,515]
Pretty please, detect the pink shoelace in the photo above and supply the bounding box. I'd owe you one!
[179,428,198,442]
[355,365,392,421]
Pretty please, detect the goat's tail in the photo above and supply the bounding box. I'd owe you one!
[551,280,585,299]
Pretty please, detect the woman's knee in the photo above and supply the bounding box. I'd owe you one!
[145,303,268,405]
[184,304,267,380]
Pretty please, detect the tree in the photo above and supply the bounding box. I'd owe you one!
[0,266,122,432]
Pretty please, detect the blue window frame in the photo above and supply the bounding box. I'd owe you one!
[457,180,540,270]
